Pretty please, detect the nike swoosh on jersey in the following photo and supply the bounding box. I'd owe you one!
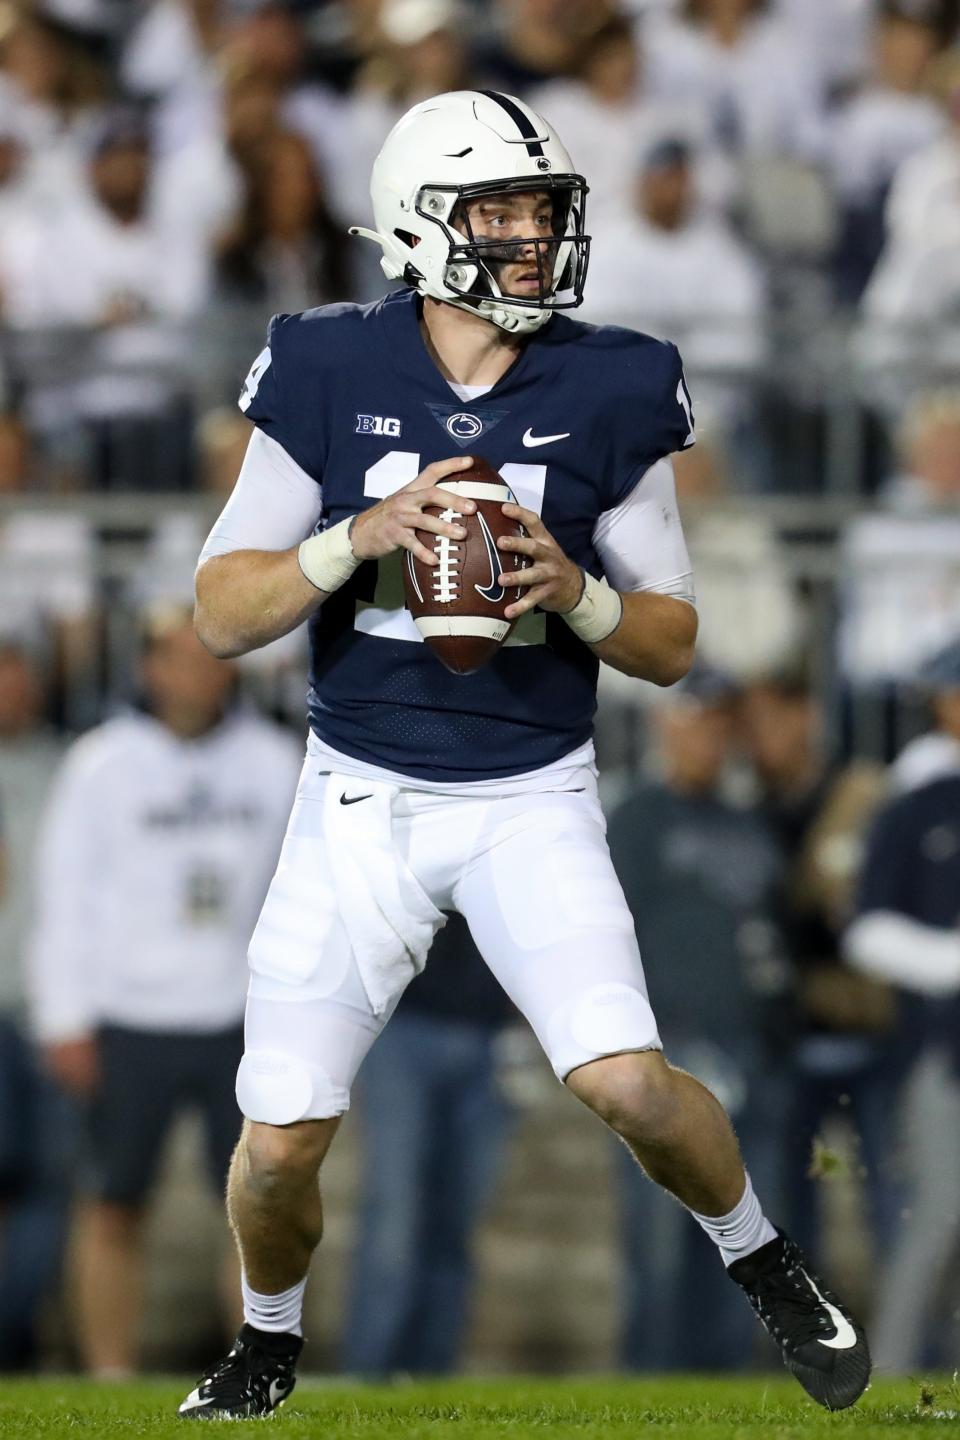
[522,428,571,447]
[340,792,373,805]
[803,1271,859,1350]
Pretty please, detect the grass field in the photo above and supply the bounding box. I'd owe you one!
[0,1375,956,1440]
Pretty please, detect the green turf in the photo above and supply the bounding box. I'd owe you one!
[0,1375,954,1439]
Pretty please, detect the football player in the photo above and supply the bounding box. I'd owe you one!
[179,91,870,1418]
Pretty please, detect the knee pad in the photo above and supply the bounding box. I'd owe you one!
[546,983,661,1081]
[235,1050,347,1124]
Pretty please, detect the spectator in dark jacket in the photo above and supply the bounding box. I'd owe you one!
[843,636,960,1370]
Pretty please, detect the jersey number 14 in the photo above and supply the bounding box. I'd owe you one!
[355,451,547,647]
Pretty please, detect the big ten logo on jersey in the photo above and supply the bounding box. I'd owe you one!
[356,413,402,438]
[355,450,547,649]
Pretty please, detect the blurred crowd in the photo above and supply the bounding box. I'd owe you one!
[0,0,959,490]
[1,0,960,1384]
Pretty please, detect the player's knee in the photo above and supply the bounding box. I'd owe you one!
[569,1050,679,1143]
[241,1117,337,1196]
[236,1048,346,1126]
[547,982,660,1080]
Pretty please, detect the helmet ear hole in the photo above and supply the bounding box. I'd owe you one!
[395,228,418,248]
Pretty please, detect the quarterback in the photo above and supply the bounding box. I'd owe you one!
[180,91,870,1417]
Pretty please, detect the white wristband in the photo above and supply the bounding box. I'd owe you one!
[297,516,360,594]
[562,570,623,644]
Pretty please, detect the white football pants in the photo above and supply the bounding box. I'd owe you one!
[237,757,661,1124]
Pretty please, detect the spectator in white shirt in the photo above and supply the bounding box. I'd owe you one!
[856,52,960,404]
[772,0,874,93]
[831,0,950,302]
[28,603,302,1377]
[581,135,765,439]
[0,109,210,487]
[880,47,960,247]
[529,12,718,226]
[839,391,960,688]
[120,0,227,157]
[0,8,108,214]
[641,0,827,167]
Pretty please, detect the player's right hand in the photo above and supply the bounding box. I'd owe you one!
[43,1035,100,1098]
[349,455,477,567]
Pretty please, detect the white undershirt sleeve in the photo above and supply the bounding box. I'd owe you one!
[843,911,960,998]
[592,457,696,606]
[198,429,324,568]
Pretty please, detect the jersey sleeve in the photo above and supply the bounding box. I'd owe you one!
[238,314,322,480]
[607,342,696,510]
[238,319,284,432]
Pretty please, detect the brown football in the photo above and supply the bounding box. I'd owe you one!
[403,456,529,676]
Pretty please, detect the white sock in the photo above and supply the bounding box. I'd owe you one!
[241,1272,307,1337]
[690,1173,777,1268]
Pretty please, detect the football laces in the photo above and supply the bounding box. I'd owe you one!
[431,507,462,603]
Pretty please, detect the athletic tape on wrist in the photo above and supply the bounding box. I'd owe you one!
[562,570,623,644]
[297,516,360,594]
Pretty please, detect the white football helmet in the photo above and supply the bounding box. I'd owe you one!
[349,89,590,334]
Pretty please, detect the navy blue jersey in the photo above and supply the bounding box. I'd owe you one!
[855,776,960,929]
[854,773,960,1066]
[240,287,694,781]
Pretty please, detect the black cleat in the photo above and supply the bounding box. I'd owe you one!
[728,1229,871,1410]
[178,1323,303,1420]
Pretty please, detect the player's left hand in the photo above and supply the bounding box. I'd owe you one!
[497,502,583,620]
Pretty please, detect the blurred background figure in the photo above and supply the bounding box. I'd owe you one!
[843,637,960,1371]
[606,666,789,1370]
[0,637,73,1368]
[0,106,208,490]
[27,604,300,1377]
[857,49,960,405]
[0,5,108,213]
[669,439,805,676]
[133,408,310,725]
[528,13,704,227]
[342,913,515,1377]
[0,418,97,727]
[639,0,827,169]
[839,390,960,744]
[214,128,348,315]
[738,666,896,1275]
[830,0,950,303]
[480,0,619,94]
[581,133,765,445]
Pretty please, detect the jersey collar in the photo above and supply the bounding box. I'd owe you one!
[378,288,544,403]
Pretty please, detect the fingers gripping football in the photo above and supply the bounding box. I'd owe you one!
[497,501,584,619]
[350,456,477,568]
